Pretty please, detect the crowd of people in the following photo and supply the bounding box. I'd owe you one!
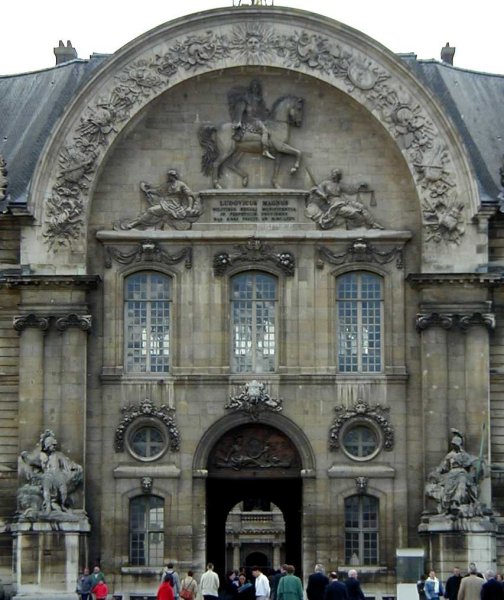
[417,564,504,600]
[154,562,364,600]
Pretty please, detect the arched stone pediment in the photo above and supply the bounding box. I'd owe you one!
[27,7,480,271]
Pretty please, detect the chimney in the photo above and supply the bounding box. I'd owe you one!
[440,42,455,65]
[54,40,78,65]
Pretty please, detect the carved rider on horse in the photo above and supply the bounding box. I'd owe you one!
[228,79,275,159]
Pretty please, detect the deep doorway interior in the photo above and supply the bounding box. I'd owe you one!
[206,477,302,579]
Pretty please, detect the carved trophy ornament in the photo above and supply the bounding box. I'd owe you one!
[115,169,202,231]
[198,79,304,189]
[305,169,383,230]
[425,429,487,518]
[225,380,283,420]
[0,154,7,203]
[17,430,84,520]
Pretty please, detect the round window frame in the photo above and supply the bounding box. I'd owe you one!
[125,418,169,462]
[340,418,382,462]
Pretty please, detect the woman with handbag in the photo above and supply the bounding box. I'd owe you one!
[181,570,198,600]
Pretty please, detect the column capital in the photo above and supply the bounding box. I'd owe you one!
[55,313,92,332]
[13,313,50,332]
[416,311,495,332]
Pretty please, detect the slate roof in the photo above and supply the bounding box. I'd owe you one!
[0,49,503,210]
[402,56,504,201]
[0,55,109,207]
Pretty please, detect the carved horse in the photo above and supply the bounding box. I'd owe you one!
[198,95,304,189]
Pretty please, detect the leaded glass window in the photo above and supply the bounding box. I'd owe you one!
[125,272,171,373]
[337,272,383,372]
[130,495,164,566]
[231,272,277,373]
[344,495,379,565]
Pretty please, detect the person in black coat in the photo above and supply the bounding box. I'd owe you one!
[344,570,365,600]
[481,570,504,600]
[444,567,462,600]
[307,565,330,600]
[324,572,349,600]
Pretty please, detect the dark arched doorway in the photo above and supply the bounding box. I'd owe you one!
[206,424,303,579]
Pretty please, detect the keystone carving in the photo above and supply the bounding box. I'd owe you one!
[329,399,394,452]
[355,476,368,495]
[141,476,153,494]
[42,22,462,249]
[317,238,403,269]
[225,380,282,420]
[105,241,192,269]
[114,398,180,453]
[213,239,295,276]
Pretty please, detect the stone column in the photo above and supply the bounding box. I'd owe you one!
[417,313,451,476]
[13,314,49,452]
[462,313,494,507]
[233,543,241,571]
[192,471,208,572]
[55,314,92,466]
[272,542,281,569]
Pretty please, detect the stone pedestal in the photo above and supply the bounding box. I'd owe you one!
[418,515,497,579]
[11,514,90,599]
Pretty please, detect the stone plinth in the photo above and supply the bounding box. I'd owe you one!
[11,514,90,599]
[418,514,497,578]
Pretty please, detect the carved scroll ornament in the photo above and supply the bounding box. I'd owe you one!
[114,398,180,453]
[42,22,462,249]
[214,238,295,276]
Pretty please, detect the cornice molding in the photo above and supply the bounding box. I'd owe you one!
[0,275,101,289]
[407,273,502,287]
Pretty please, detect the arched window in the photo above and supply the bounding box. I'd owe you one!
[124,272,171,373]
[344,495,379,565]
[336,272,383,372]
[130,495,164,566]
[231,272,277,373]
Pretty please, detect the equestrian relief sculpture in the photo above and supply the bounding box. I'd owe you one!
[198,79,304,189]
[17,429,83,520]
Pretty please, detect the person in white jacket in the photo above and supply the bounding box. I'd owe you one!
[200,563,220,600]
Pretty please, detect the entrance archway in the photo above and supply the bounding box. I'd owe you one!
[206,423,303,578]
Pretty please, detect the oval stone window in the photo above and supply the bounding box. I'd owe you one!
[342,424,380,461]
[128,425,167,461]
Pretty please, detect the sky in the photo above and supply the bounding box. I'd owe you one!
[1,0,502,76]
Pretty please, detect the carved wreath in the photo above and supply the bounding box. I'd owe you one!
[114,398,180,452]
[329,399,394,451]
[43,22,461,249]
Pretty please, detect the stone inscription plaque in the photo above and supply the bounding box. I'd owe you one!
[200,190,309,224]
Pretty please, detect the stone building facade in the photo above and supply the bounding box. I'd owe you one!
[0,5,504,600]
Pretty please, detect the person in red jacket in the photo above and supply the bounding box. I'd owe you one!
[158,574,175,600]
[92,579,109,600]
